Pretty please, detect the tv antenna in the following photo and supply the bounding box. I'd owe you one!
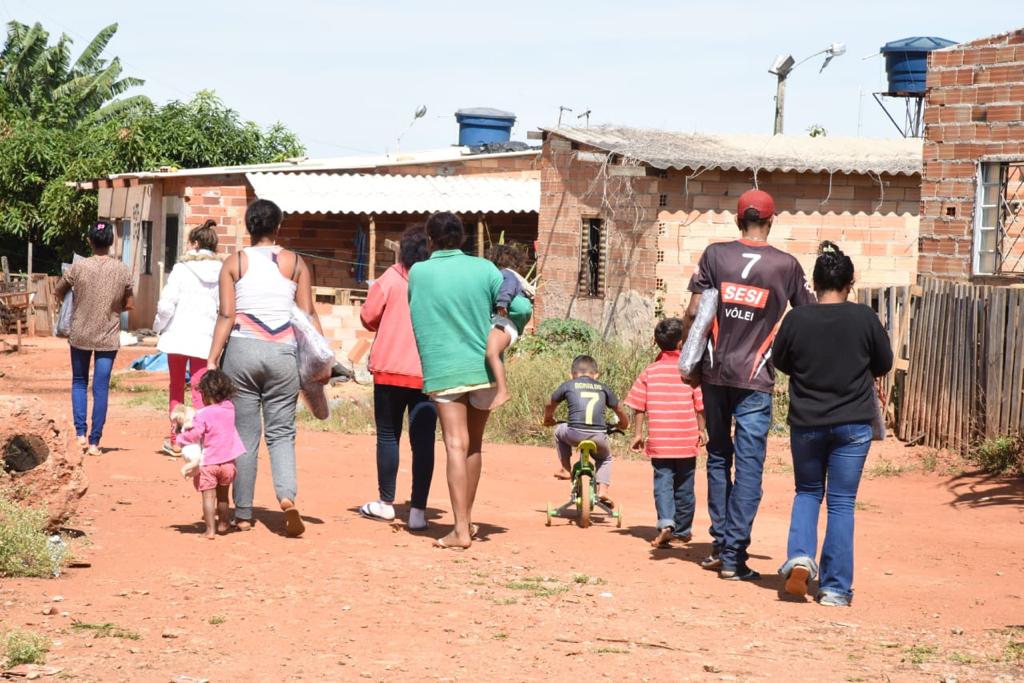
[576,109,592,127]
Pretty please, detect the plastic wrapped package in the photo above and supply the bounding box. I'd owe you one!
[55,254,85,338]
[678,288,719,380]
[291,305,335,420]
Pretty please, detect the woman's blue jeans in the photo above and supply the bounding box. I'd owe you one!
[70,347,117,445]
[786,422,872,601]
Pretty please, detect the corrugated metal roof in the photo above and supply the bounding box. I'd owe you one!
[72,147,538,185]
[543,126,923,176]
[245,172,539,215]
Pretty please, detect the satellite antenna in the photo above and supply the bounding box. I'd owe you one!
[396,105,428,152]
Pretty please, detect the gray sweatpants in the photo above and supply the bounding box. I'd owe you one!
[221,336,301,521]
[554,423,612,485]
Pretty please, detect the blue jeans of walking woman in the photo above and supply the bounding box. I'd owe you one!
[70,347,117,446]
[784,422,872,603]
[374,383,437,509]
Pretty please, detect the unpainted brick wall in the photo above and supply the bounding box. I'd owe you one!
[657,169,920,315]
[537,137,921,328]
[535,138,660,337]
[919,28,1024,279]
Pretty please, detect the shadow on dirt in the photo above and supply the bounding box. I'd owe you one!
[944,470,1024,509]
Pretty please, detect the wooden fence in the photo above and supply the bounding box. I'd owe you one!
[861,278,1024,453]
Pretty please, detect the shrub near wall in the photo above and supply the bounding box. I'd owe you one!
[488,320,653,454]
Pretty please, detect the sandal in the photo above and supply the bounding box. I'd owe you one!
[282,501,305,540]
[231,519,255,532]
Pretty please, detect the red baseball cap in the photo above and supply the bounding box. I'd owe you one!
[737,189,775,220]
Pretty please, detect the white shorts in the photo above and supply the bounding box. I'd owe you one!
[492,316,520,346]
[431,384,498,410]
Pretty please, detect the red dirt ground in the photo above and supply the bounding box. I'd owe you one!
[1,337,1022,682]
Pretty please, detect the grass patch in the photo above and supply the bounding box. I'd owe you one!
[493,597,517,606]
[70,620,140,640]
[3,629,50,667]
[208,615,226,626]
[0,495,67,578]
[297,397,375,434]
[125,388,168,411]
[969,435,1023,476]
[947,651,976,664]
[868,459,907,478]
[109,374,160,393]
[492,633,508,640]
[505,577,569,598]
[919,450,940,472]
[595,646,629,654]
[490,323,653,458]
[904,644,938,665]
[1005,641,1024,664]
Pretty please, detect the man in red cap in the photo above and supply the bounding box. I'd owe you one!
[683,188,814,581]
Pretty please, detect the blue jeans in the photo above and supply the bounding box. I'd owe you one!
[702,383,772,570]
[786,422,872,602]
[374,383,437,509]
[652,458,696,536]
[69,347,117,445]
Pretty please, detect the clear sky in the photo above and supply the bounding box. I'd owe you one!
[3,1,1016,158]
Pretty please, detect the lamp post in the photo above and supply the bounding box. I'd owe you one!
[769,43,846,135]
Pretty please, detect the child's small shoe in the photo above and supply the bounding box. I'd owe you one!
[161,439,181,457]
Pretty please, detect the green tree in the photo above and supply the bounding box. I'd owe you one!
[0,21,304,262]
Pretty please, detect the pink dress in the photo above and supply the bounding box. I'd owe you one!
[176,400,246,491]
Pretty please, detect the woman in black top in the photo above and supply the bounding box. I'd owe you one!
[771,241,893,607]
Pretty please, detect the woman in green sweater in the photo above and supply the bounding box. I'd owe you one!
[409,212,502,550]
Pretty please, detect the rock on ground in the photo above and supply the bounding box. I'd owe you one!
[0,394,87,529]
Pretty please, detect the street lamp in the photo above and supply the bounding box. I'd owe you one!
[769,42,846,135]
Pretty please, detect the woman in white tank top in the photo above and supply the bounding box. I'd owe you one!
[207,199,323,537]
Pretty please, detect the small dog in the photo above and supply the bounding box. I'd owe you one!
[170,405,202,478]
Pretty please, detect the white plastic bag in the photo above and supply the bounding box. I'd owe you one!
[291,305,335,420]
[56,254,85,338]
[678,289,719,380]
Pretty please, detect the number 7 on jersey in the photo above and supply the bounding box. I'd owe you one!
[740,253,761,279]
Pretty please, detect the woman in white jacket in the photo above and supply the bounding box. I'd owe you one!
[153,220,223,455]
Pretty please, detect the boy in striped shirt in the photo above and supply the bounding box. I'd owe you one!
[626,318,706,548]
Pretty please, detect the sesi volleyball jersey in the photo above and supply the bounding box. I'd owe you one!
[688,240,815,393]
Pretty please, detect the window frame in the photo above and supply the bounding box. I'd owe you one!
[974,160,1024,276]
[577,216,606,298]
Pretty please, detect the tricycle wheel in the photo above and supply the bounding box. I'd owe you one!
[578,475,592,528]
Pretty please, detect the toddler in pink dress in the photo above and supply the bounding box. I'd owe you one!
[176,370,246,539]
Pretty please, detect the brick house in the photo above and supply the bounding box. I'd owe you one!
[918,27,1024,281]
[76,147,540,359]
[535,126,922,337]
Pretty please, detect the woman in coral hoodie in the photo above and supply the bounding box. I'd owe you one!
[358,226,437,530]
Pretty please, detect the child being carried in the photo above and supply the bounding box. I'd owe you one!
[542,355,630,508]
[175,370,246,539]
[485,244,535,409]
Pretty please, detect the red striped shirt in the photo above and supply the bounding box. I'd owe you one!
[625,350,704,459]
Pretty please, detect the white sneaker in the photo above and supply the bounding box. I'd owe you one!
[407,507,427,531]
[359,500,395,521]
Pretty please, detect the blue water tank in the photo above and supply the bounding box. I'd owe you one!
[455,108,516,146]
[880,36,957,94]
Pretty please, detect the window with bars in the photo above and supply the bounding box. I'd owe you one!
[975,161,1024,276]
[658,194,668,207]
[578,217,605,297]
[656,250,665,263]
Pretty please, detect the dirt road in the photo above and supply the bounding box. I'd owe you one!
[1,339,1022,682]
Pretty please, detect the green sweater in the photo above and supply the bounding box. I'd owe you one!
[408,249,503,394]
